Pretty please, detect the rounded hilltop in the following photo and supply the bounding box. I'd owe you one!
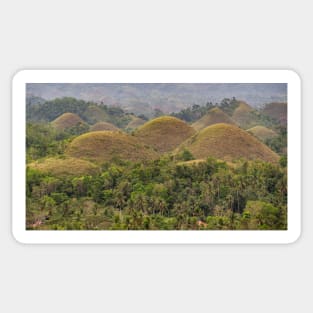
[66,130,159,163]
[178,123,279,163]
[247,125,278,141]
[90,122,119,132]
[134,116,196,153]
[231,101,255,129]
[192,107,235,131]
[51,112,87,131]
[126,116,146,130]
[28,157,99,177]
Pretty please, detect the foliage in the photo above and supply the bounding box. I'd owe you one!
[26,157,287,230]
[27,97,134,129]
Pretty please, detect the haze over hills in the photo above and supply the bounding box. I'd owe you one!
[27,83,287,116]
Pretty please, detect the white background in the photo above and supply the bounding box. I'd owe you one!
[0,1,311,312]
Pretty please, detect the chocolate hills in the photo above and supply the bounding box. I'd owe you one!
[83,105,109,124]
[261,102,287,126]
[192,107,235,131]
[126,116,146,130]
[231,101,256,129]
[51,112,87,131]
[177,123,279,163]
[247,125,278,142]
[134,116,196,153]
[66,131,159,163]
[90,122,119,132]
[28,157,100,177]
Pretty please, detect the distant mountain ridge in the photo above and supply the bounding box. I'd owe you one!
[27,83,287,116]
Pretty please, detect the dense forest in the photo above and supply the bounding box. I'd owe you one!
[26,95,287,230]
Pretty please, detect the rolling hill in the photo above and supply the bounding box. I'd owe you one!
[231,101,257,129]
[134,116,196,153]
[51,113,88,131]
[83,105,110,124]
[28,157,100,177]
[126,116,146,130]
[261,102,287,126]
[192,107,235,131]
[90,122,119,132]
[247,125,278,142]
[66,131,159,163]
[177,123,279,163]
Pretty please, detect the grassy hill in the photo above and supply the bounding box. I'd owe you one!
[66,131,159,163]
[192,107,235,131]
[28,157,99,177]
[90,122,119,132]
[51,113,88,131]
[134,116,196,153]
[83,105,110,124]
[126,116,146,130]
[261,102,287,126]
[231,101,256,129]
[247,125,278,142]
[178,123,279,163]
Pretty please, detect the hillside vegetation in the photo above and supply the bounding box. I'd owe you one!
[28,157,100,177]
[134,116,196,153]
[261,102,287,126]
[67,131,159,163]
[27,97,134,129]
[26,96,287,231]
[178,123,279,163]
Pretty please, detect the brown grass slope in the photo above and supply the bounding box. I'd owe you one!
[126,116,146,130]
[90,122,119,132]
[66,131,159,163]
[51,113,86,131]
[178,123,279,163]
[134,116,196,153]
[261,102,287,126]
[247,125,278,141]
[231,101,256,129]
[29,157,99,177]
[192,107,236,131]
[83,105,109,124]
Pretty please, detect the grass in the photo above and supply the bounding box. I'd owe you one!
[83,105,109,124]
[126,116,146,130]
[192,107,235,131]
[177,123,279,163]
[66,130,159,163]
[51,112,86,131]
[247,125,278,141]
[231,101,257,129]
[90,122,119,132]
[28,157,100,177]
[134,116,196,153]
